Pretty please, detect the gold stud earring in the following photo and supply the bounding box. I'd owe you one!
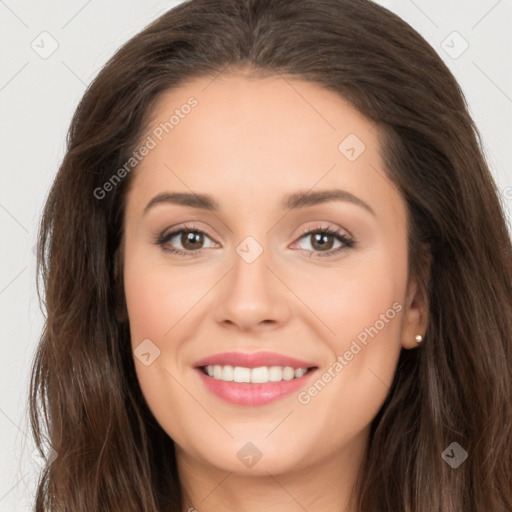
[415,334,423,344]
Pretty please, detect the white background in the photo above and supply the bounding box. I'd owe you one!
[1,1,511,510]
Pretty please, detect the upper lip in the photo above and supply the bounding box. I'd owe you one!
[193,351,317,369]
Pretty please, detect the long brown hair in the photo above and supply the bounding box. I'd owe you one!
[29,0,512,510]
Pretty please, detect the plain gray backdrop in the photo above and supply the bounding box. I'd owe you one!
[1,1,511,510]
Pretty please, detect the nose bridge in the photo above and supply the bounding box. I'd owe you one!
[214,230,290,330]
[231,232,273,299]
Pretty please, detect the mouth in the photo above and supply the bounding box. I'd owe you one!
[192,351,319,406]
[199,364,317,383]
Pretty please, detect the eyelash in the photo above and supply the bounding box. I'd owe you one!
[154,222,356,258]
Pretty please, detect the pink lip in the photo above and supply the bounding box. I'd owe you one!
[192,351,318,406]
[195,368,318,406]
[193,351,316,369]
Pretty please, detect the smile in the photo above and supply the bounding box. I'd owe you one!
[201,364,312,383]
[193,351,319,406]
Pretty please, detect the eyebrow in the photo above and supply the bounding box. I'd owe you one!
[143,189,375,216]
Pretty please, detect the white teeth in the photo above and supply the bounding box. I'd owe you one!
[233,366,251,383]
[213,365,223,379]
[204,365,310,383]
[251,366,269,383]
[269,366,283,382]
[283,367,295,380]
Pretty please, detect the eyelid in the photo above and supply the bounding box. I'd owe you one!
[289,222,355,257]
[156,221,355,257]
[158,222,217,242]
[293,222,353,240]
[159,221,351,242]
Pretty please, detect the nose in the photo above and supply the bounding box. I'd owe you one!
[214,242,292,332]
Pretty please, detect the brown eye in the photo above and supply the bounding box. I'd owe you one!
[309,232,336,251]
[156,224,217,256]
[294,227,354,257]
[180,231,205,251]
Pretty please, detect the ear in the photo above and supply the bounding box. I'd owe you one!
[401,246,431,349]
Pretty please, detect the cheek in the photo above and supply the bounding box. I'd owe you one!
[290,284,403,451]
[123,250,209,345]
[296,246,407,429]
[122,250,204,434]
[297,246,407,351]
[124,262,177,342]
[122,243,222,386]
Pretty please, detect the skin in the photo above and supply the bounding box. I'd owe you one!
[121,69,428,512]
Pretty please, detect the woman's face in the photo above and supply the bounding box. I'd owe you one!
[122,71,426,476]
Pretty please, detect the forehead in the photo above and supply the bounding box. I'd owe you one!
[125,71,403,222]
[144,71,374,157]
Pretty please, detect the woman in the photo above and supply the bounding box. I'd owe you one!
[29,0,512,510]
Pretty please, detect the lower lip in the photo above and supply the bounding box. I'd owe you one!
[195,367,317,406]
